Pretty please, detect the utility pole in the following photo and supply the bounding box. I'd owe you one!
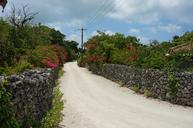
[78,27,87,50]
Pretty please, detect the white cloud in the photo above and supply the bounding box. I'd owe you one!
[0,0,192,44]
[3,0,192,26]
[47,22,63,31]
[138,36,150,44]
[67,32,89,47]
[146,24,182,35]
[158,24,182,33]
[91,31,98,36]
[67,33,80,42]
[105,30,114,35]
[128,28,141,34]
[108,0,193,24]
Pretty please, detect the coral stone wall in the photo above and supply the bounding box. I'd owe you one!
[0,68,58,126]
[90,64,193,107]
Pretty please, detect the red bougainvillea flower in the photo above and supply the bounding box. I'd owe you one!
[42,59,57,69]
[52,45,67,65]
[87,55,105,63]
[127,44,136,51]
[129,54,138,61]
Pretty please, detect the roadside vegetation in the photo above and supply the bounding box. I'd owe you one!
[39,68,64,128]
[78,30,193,72]
[0,5,79,75]
[78,30,193,99]
[0,5,78,128]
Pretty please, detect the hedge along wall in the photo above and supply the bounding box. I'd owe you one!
[0,68,59,127]
[89,64,193,107]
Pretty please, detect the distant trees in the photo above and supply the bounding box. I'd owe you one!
[50,29,65,45]
[173,35,180,41]
[63,40,79,61]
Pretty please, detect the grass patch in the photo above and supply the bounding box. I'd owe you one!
[144,89,154,98]
[130,85,140,93]
[58,68,64,78]
[117,81,124,87]
[0,60,33,75]
[39,86,64,128]
[39,68,64,128]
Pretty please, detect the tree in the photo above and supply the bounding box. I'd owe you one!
[64,40,79,53]
[8,5,37,28]
[0,19,15,66]
[149,40,159,47]
[50,29,65,45]
[63,40,79,61]
[173,35,179,40]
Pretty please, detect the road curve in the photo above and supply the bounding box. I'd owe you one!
[59,62,193,128]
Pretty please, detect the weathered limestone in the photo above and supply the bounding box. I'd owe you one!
[0,68,58,126]
[90,64,193,107]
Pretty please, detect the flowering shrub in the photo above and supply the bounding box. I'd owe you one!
[52,45,67,66]
[129,54,138,62]
[85,40,98,51]
[127,44,136,51]
[29,45,67,69]
[87,55,105,64]
[42,59,57,69]
[82,31,193,71]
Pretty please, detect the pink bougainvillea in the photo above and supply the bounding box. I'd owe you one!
[42,59,57,69]
[30,45,68,69]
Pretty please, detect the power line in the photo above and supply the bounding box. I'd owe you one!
[85,0,111,26]
[86,0,126,28]
[86,0,113,26]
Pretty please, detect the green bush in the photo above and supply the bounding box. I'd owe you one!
[167,74,180,97]
[0,60,33,75]
[14,61,33,73]
[58,68,64,78]
[0,81,19,128]
[77,54,87,67]
[110,49,131,65]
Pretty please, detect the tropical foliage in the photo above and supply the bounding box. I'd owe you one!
[0,5,78,127]
[0,17,78,75]
[80,31,193,72]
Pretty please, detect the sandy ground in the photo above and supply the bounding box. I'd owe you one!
[59,62,193,128]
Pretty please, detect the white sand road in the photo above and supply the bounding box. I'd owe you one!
[59,62,193,128]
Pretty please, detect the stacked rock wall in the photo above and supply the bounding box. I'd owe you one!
[90,64,193,107]
[0,68,57,126]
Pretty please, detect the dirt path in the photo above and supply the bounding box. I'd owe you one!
[59,62,193,128]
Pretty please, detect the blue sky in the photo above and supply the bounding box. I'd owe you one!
[1,0,193,44]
